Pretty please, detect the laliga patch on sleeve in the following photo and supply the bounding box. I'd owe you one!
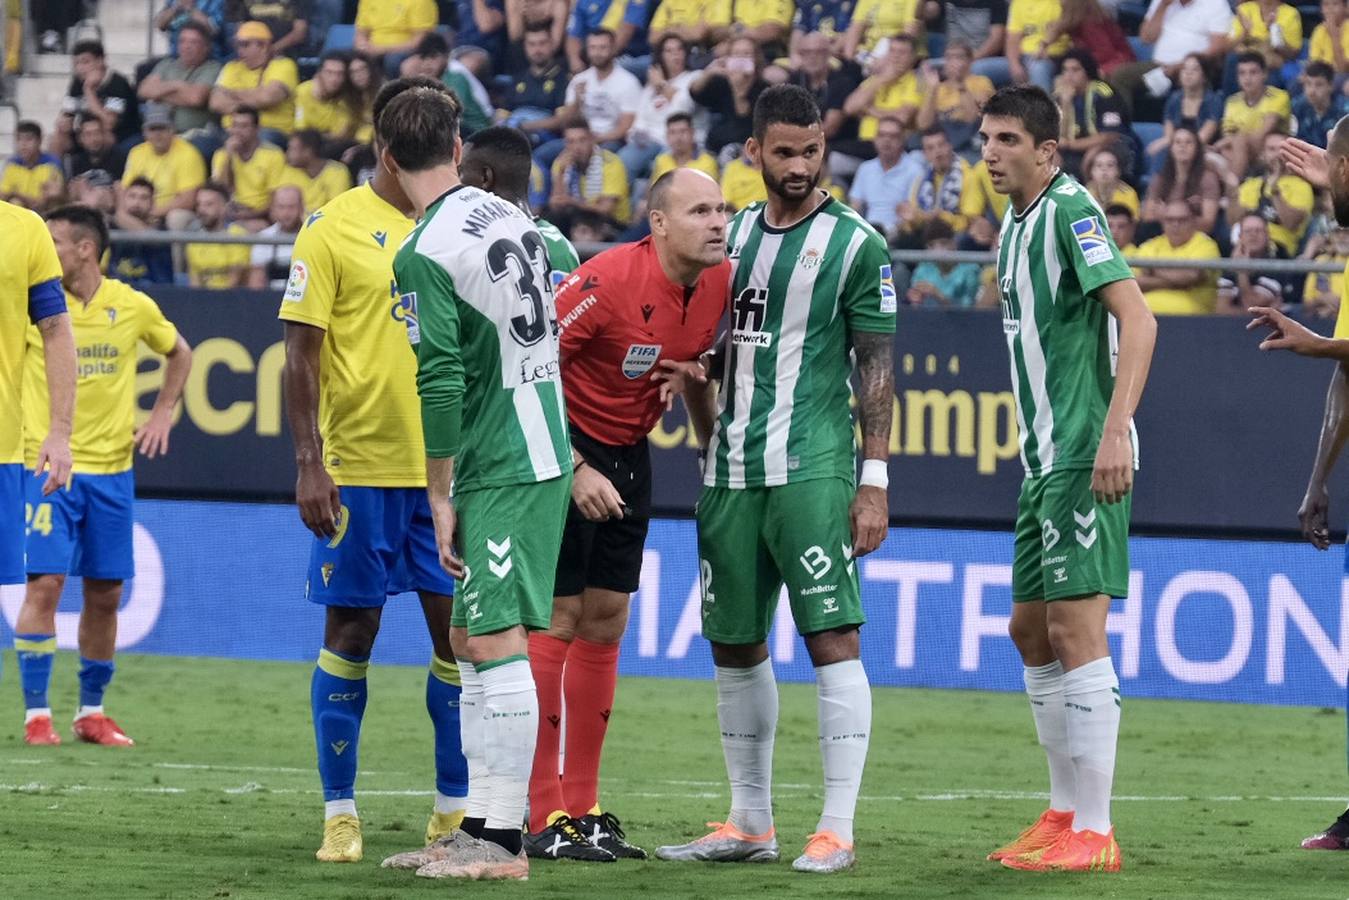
[879,263,897,313]
[1070,217,1114,267]
[1101,111,1122,128]
[283,260,308,302]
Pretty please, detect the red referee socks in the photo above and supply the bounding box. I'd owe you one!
[527,632,569,833]
[563,637,620,817]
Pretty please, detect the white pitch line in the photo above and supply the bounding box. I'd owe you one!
[3,781,1344,804]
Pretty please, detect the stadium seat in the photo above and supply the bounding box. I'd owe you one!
[322,24,355,54]
[927,32,946,61]
[1133,122,1165,181]
[1127,37,1152,63]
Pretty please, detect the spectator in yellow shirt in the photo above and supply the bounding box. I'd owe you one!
[354,0,438,77]
[120,108,206,231]
[649,0,734,53]
[0,121,64,213]
[733,0,795,57]
[1233,130,1314,256]
[1105,203,1138,255]
[1218,51,1290,180]
[1310,0,1349,72]
[209,21,299,144]
[210,106,287,230]
[843,0,925,61]
[548,118,631,231]
[914,42,996,152]
[894,127,974,249]
[843,35,923,141]
[282,129,353,212]
[1302,226,1349,318]
[186,183,251,289]
[720,153,768,211]
[1084,147,1140,218]
[1005,0,1071,91]
[294,52,354,143]
[1230,0,1303,70]
[1132,200,1221,314]
[649,112,720,184]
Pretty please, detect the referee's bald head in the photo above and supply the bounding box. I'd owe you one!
[648,167,719,214]
[648,168,728,275]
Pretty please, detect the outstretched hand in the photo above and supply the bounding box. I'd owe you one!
[1247,306,1325,356]
[1281,138,1331,190]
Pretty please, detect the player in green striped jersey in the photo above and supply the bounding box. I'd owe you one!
[979,86,1157,874]
[377,85,572,882]
[656,85,895,875]
[457,126,580,287]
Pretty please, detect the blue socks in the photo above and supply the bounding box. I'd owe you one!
[427,655,469,803]
[78,657,115,711]
[312,647,369,804]
[16,633,56,712]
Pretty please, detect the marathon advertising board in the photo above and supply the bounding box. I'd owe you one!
[134,291,1349,536]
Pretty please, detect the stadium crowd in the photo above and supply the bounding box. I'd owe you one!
[5,0,1349,314]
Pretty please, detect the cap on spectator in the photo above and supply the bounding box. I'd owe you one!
[77,169,114,188]
[143,104,173,129]
[236,20,273,43]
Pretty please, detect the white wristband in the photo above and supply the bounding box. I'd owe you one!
[860,459,889,489]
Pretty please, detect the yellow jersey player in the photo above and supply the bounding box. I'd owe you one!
[1,199,75,697]
[16,205,192,747]
[280,77,468,865]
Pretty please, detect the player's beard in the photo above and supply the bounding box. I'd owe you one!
[763,164,822,203]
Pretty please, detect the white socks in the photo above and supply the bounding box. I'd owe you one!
[25,707,52,724]
[434,791,467,815]
[325,798,357,819]
[457,660,490,822]
[1024,660,1076,813]
[814,659,870,845]
[76,705,103,720]
[716,659,778,836]
[480,658,538,832]
[1063,656,1120,835]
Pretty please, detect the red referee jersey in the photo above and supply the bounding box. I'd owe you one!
[556,236,730,446]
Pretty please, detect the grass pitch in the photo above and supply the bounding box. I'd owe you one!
[0,652,1345,899]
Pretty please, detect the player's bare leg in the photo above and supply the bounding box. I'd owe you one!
[656,640,781,863]
[1003,595,1122,872]
[793,625,870,874]
[313,606,380,863]
[991,600,1076,861]
[419,592,468,843]
[15,573,65,745]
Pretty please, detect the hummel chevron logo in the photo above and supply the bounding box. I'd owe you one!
[1074,509,1098,549]
[488,536,514,578]
[330,740,349,756]
[842,540,855,575]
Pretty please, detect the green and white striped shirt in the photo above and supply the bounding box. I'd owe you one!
[995,170,1137,478]
[397,185,571,492]
[706,195,896,489]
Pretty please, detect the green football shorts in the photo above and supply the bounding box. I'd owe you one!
[1012,468,1131,603]
[696,477,864,645]
[451,474,571,635]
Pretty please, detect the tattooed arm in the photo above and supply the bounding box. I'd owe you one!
[851,329,894,556]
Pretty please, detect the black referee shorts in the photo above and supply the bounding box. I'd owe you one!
[554,428,651,597]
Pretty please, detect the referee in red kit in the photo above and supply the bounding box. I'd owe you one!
[523,168,731,862]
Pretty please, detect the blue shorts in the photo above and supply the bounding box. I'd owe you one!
[1,463,25,584]
[305,486,455,607]
[25,469,136,581]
